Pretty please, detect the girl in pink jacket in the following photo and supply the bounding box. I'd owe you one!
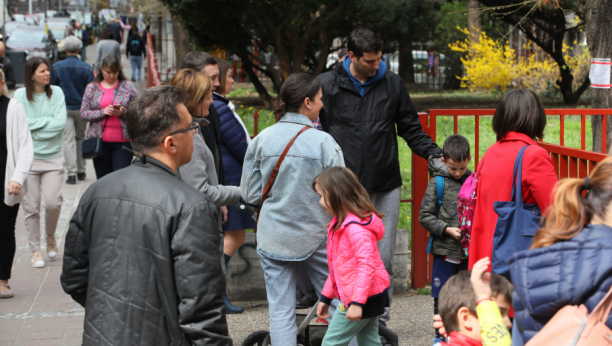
[313,167,390,346]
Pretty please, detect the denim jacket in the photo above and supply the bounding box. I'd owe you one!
[50,56,94,110]
[241,112,345,260]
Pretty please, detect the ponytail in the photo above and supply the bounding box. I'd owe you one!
[532,156,612,249]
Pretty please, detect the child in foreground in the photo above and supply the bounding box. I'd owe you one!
[419,134,472,343]
[438,257,512,346]
[314,166,390,346]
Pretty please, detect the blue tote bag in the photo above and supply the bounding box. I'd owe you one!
[492,145,542,280]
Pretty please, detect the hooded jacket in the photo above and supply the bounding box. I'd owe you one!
[419,155,471,259]
[61,155,231,346]
[320,213,390,319]
[509,224,612,344]
[318,58,442,193]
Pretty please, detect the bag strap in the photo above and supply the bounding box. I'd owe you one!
[587,283,612,326]
[255,125,311,224]
[510,145,530,205]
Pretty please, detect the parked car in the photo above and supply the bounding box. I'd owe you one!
[3,21,29,41]
[5,26,57,64]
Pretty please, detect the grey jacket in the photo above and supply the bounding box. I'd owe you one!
[60,155,232,346]
[178,120,241,208]
[94,39,121,70]
[241,112,345,260]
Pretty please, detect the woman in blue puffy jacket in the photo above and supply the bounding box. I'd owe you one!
[508,156,612,345]
[213,58,255,313]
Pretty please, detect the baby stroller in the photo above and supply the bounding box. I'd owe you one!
[235,202,399,346]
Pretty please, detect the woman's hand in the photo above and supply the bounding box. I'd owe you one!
[103,105,115,116]
[220,206,228,224]
[7,181,22,195]
[471,257,492,301]
[317,302,330,319]
[346,305,362,321]
[111,106,124,116]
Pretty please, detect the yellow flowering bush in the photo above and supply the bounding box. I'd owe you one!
[449,28,589,94]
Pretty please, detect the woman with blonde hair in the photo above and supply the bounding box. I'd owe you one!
[0,68,33,298]
[509,156,612,345]
[169,69,242,312]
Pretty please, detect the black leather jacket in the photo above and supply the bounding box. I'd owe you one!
[318,63,442,193]
[61,155,232,346]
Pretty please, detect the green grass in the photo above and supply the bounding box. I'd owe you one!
[416,285,432,295]
[239,111,594,241]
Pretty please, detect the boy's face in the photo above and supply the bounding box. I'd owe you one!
[493,294,512,331]
[442,157,471,180]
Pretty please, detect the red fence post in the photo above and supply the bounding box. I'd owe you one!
[411,113,431,288]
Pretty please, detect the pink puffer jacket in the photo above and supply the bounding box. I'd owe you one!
[321,213,390,306]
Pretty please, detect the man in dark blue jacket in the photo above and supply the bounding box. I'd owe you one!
[50,36,94,184]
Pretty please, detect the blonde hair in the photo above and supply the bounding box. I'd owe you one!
[532,156,612,249]
[0,69,9,97]
[169,69,212,116]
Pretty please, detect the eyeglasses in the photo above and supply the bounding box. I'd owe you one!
[163,122,200,142]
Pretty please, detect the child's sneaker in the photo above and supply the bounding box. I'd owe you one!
[432,337,446,346]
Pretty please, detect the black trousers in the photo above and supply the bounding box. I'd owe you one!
[0,202,20,280]
[92,141,133,179]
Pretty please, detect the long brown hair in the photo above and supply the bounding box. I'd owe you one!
[93,54,127,84]
[532,156,612,249]
[24,57,52,102]
[312,167,384,231]
[215,57,231,96]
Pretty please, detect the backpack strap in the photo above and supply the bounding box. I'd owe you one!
[426,176,445,254]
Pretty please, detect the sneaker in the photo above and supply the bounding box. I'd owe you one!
[132,77,136,82]
[31,251,45,268]
[433,337,446,346]
[77,172,86,181]
[296,291,318,309]
[66,175,76,184]
[46,235,58,259]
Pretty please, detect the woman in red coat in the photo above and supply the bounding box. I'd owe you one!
[469,89,558,271]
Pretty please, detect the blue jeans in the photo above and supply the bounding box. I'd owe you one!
[92,142,133,179]
[130,56,142,82]
[260,241,338,346]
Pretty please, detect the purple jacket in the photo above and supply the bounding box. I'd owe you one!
[80,80,138,140]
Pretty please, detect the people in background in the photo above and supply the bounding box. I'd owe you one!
[126,29,146,82]
[50,36,94,185]
[81,54,138,179]
[94,27,121,71]
[0,69,33,299]
[14,58,67,269]
[61,86,232,345]
[0,42,16,90]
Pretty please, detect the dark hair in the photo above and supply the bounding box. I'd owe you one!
[492,89,546,141]
[439,270,513,334]
[100,26,115,40]
[126,86,185,153]
[533,156,612,249]
[93,54,127,84]
[24,57,52,102]
[347,28,383,60]
[274,72,321,118]
[443,134,470,162]
[215,57,231,95]
[312,167,384,232]
[181,51,217,71]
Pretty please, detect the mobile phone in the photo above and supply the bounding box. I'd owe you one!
[113,105,121,110]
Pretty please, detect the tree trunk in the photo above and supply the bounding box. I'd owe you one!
[236,47,273,108]
[398,36,414,84]
[467,0,481,43]
[171,15,193,71]
[586,0,612,153]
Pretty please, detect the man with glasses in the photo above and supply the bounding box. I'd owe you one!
[61,86,232,346]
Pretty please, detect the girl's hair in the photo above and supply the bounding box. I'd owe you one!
[492,89,547,141]
[274,72,321,119]
[532,156,612,249]
[24,57,52,102]
[215,57,231,96]
[0,69,9,97]
[169,69,212,116]
[93,54,127,84]
[312,166,384,232]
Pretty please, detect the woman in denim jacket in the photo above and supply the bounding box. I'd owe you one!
[241,73,345,345]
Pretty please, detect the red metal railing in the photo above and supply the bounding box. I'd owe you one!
[146,34,162,88]
[410,109,611,288]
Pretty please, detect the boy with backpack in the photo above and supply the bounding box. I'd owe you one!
[126,30,146,82]
[419,134,472,344]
